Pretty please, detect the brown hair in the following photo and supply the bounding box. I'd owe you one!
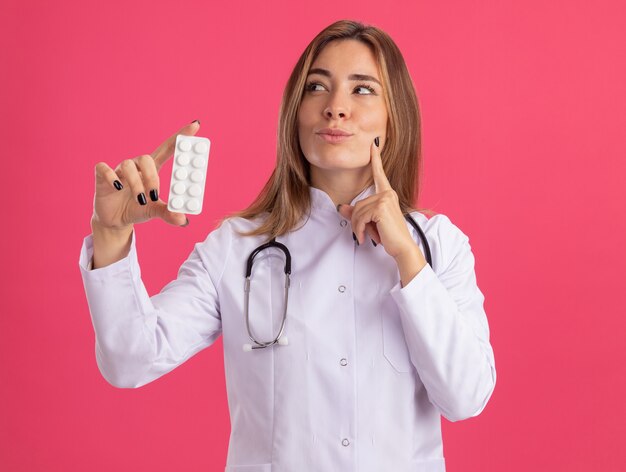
[220,19,433,239]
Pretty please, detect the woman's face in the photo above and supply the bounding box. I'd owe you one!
[297,39,388,176]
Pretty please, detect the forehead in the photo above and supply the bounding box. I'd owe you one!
[310,39,379,76]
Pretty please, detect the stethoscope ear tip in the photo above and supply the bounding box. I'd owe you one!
[243,344,252,352]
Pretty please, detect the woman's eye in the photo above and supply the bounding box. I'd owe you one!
[354,84,376,95]
[305,82,325,92]
[304,82,376,95]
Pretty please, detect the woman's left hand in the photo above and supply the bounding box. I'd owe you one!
[338,139,424,263]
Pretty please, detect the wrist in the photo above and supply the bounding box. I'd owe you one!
[90,216,133,270]
[90,216,133,240]
[393,243,422,264]
[394,244,427,288]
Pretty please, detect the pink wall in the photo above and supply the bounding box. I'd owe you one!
[1,0,625,470]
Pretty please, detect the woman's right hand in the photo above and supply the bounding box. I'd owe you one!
[91,121,200,231]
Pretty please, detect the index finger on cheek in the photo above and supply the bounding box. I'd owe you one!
[371,139,391,193]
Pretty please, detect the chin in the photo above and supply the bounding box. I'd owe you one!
[310,149,367,167]
[311,161,369,172]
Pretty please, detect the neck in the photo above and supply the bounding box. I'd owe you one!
[310,167,373,207]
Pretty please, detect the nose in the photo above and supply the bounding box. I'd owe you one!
[323,91,350,119]
[324,107,347,119]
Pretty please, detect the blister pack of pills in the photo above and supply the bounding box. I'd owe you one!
[167,134,211,215]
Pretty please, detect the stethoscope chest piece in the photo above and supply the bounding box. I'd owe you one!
[243,335,289,352]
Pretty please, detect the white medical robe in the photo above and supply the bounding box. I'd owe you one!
[78,184,496,472]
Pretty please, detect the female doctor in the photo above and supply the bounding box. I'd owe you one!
[79,20,496,472]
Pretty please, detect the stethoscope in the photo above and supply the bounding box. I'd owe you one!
[242,213,432,351]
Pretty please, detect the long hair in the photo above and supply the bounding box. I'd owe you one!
[220,19,432,239]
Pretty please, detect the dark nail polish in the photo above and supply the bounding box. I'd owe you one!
[149,189,158,201]
[336,204,342,212]
[113,180,123,191]
[371,239,377,247]
[352,232,359,246]
[138,193,147,205]
[181,217,190,227]
[191,119,200,124]
[374,136,380,147]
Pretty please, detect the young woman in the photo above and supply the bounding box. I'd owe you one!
[80,19,496,472]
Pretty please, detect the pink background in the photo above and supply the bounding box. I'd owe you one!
[1,0,625,470]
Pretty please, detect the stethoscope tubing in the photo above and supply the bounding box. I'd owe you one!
[404,213,433,268]
[242,213,431,351]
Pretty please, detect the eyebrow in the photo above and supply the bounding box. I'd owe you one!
[307,68,382,86]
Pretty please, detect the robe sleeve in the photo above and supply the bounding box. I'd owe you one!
[389,214,496,422]
[78,220,232,388]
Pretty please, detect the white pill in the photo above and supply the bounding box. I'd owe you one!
[178,140,192,152]
[174,168,188,180]
[172,182,186,194]
[171,197,184,209]
[193,142,208,154]
[190,170,203,182]
[192,157,205,168]
[186,199,200,211]
[194,142,208,154]
[188,184,202,197]
[177,153,191,166]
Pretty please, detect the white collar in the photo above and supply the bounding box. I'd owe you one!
[309,184,376,212]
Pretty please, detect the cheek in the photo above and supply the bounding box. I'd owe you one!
[297,106,313,135]
[298,98,315,122]
[297,118,313,160]
[360,107,387,131]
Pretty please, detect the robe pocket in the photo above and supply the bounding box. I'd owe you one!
[381,296,413,373]
[225,464,272,472]
[411,457,445,471]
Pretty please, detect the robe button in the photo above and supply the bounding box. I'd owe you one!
[340,358,348,366]
[340,219,348,227]
[342,438,350,447]
[338,285,346,293]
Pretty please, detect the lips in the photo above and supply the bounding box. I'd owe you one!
[316,133,352,143]
[316,128,353,136]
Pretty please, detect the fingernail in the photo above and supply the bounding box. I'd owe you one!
[374,136,380,147]
[371,239,377,247]
[113,180,123,191]
[336,204,342,212]
[181,217,190,227]
[191,119,200,124]
[149,189,158,201]
[138,193,147,205]
[352,232,359,246]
